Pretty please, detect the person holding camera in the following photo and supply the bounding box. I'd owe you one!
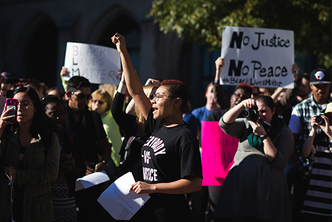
[300,104,332,221]
[213,95,293,222]
[288,67,331,221]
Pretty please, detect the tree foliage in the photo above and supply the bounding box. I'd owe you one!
[148,0,331,68]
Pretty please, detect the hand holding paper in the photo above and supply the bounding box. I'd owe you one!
[97,172,150,220]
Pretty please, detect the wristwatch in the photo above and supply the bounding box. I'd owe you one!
[261,134,269,141]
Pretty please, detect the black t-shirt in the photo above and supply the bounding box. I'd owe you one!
[132,109,202,222]
[142,109,202,184]
[205,108,229,122]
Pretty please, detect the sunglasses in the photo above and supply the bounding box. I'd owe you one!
[71,92,92,101]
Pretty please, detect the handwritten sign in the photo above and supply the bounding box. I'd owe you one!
[64,42,120,85]
[220,26,294,88]
[201,121,239,186]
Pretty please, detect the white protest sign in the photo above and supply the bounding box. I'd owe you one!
[220,26,294,88]
[64,42,121,85]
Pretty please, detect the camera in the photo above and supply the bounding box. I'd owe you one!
[242,107,259,122]
[315,114,331,125]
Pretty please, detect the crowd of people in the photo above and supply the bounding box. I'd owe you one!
[0,33,330,222]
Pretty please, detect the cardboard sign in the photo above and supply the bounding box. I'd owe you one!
[64,42,121,85]
[221,26,294,88]
[201,121,239,186]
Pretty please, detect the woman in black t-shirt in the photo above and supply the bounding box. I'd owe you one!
[111,33,202,222]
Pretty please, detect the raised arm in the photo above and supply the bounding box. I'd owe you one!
[302,116,318,158]
[213,57,229,109]
[223,98,255,124]
[125,78,160,115]
[275,63,299,114]
[111,33,151,120]
[111,77,136,138]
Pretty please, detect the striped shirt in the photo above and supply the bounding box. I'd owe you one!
[302,142,332,216]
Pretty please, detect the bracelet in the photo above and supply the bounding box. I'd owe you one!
[121,81,126,85]
[261,134,268,141]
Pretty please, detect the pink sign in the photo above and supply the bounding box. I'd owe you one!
[201,121,239,186]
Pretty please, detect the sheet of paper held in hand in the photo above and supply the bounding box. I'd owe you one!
[75,171,110,191]
[97,172,150,220]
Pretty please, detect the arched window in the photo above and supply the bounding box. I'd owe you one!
[23,19,58,89]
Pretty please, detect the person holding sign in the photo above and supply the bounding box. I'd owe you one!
[205,82,252,222]
[111,33,202,222]
[214,95,293,222]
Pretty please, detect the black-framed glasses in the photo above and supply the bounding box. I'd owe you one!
[71,92,92,101]
[91,100,105,105]
[151,93,175,101]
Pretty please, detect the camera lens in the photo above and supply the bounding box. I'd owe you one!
[243,108,250,118]
[315,116,324,125]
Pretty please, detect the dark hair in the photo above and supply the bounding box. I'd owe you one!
[12,86,43,138]
[255,95,278,124]
[66,76,91,92]
[160,79,189,111]
[46,87,64,102]
[41,95,63,112]
[297,75,310,85]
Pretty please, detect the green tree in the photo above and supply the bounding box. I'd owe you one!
[148,0,331,68]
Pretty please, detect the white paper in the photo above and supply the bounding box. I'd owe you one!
[97,172,150,220]
[64,42,121,85]
[220,26,294,88]
[75,171,110,191]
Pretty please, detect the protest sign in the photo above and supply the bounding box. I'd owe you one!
[220,26,294,88]
[201,121,239,186]
[64,42,121,85]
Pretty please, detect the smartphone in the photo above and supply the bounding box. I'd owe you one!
[5,98,18,123]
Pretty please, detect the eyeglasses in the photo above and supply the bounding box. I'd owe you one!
[18,102,33,109]
[71,92,92,101]
[151,93,175,101]
[91,100,105,105]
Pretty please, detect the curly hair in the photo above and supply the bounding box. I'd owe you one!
[160,79,189,111]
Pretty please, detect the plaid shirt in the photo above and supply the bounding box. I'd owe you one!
[290,95,332,155]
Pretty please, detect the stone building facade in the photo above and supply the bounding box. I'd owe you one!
[1,0,211,106]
